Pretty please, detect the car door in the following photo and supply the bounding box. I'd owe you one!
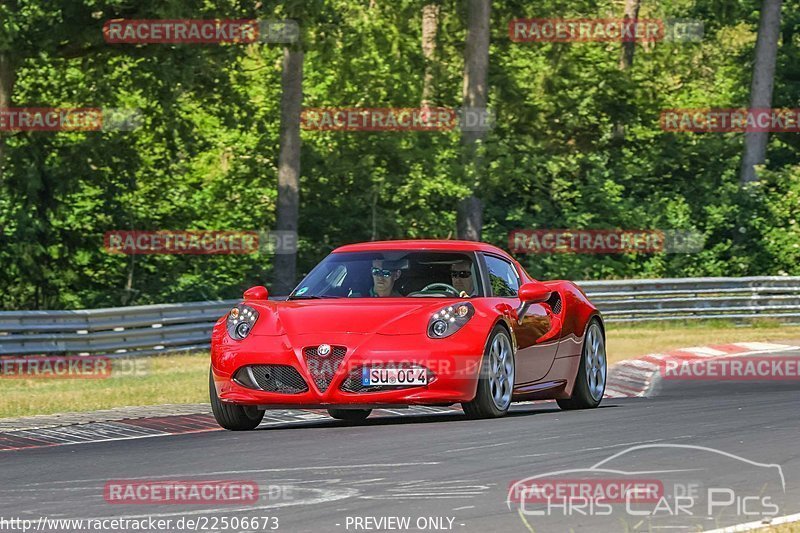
[481,254,561,385]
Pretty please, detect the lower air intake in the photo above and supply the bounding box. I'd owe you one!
[234,365,308,394]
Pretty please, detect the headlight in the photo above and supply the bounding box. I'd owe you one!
[227,304,259,340]
[427,302,474,339]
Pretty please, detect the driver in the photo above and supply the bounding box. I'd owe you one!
[370,259,402,297]
[450,260,476,297]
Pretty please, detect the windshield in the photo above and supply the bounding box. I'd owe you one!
[289,251,482,299]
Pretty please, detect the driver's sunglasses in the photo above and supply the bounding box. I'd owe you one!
[371,267,394,278]
[451,270,472,279]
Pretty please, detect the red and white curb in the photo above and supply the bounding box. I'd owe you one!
[604,342,800,398]
[0,406,464,452]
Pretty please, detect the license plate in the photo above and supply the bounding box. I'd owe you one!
[362,367,428,386]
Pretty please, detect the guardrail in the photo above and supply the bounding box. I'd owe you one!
[579,276,800,323]
[0,301,237,357]
[1,277,798,357]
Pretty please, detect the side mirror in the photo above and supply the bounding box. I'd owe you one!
[518,281,551,304]
[243,285,269,300]
[516,281,551,324]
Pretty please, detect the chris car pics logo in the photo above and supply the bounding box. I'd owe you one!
[507,444,785,531]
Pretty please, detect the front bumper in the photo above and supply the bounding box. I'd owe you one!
[210,329,483,408]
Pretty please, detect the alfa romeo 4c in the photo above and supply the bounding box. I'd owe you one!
[210,240,606,430]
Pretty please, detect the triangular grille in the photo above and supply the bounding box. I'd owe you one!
[303,345,347,392]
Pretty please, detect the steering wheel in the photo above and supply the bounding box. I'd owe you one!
[417,283,460,297]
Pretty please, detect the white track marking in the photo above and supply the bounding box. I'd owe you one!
[14,463,441,487]
[365,492,487,498]
[444,442,510,453]
[570,438,674,454]
[295,412,328,420]
[516,452,557,458]
[735,342,797,352]
[702,511,800,532]
[378,409,408,416]
[624,359,661,371]
[680,347,729,357]
[610,369,653,383]
[349,478,385,485]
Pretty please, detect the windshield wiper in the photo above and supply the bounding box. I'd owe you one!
[287,295,338,300]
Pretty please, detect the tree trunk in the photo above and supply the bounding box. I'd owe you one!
[619,0,641,70]
[0,52,16,184]
[457,0,490,241]
[272,46,303,295]
[740,0,783,184]
[421,2,440,106]
[612,0,641,141]
[457,196,483,241]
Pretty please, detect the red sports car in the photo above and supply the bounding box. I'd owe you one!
[210,240,606,430]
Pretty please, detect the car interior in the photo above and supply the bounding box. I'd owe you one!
[303,252,481,298]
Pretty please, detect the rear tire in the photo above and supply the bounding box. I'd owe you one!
[462,325,515,419]
[209,368,265,430]
[327,408,371,422]
[557,320,606,410]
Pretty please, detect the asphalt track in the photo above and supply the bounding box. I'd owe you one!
[2,347,800,533]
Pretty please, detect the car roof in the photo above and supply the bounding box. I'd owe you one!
[333,239,513,259]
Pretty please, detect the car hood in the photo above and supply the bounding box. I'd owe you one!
[249,298,461,336]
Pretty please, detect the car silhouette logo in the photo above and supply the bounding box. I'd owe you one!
[317,344,332,357]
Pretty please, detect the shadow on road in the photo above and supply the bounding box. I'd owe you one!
[254,402,624,431]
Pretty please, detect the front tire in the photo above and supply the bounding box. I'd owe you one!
[327,408,371,422]
[209,368,265,430]
[557,319,606,410]
[462,325,515,419]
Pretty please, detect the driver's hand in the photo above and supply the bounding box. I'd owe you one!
[459,291,469,298]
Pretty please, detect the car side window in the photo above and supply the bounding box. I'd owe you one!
[484,255,520,297]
